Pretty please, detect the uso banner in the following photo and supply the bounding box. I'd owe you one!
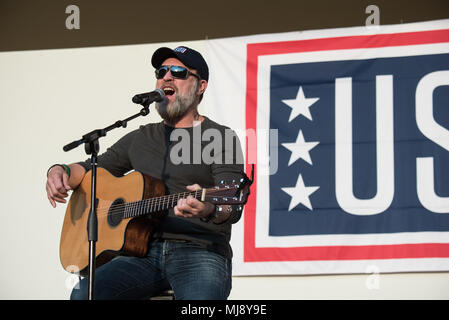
[204,19,449,275]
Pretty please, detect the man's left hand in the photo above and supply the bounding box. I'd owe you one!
[174,184,215,219]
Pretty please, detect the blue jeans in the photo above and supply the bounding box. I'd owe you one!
[70,239,232,300]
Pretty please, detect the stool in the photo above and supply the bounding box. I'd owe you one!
[150,289,175,300]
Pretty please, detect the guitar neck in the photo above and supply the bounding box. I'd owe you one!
[123,190,203,219]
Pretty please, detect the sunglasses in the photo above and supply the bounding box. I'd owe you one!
[155,65,201,80]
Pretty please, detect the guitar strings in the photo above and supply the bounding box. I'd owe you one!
[95,191,198,217]
[87,190,203,219]
[78,186,236,220]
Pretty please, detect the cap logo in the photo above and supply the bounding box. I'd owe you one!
[174,46,187,53]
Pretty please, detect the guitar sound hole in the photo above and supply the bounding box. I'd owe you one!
[108,198,125,227]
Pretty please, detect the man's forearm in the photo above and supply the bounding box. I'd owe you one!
[67,163,86,189]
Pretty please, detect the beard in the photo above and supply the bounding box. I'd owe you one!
[156,81,198,125]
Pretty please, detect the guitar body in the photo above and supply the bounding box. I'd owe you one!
[59,168,166,276]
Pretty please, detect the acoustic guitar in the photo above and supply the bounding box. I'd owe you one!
[59,167,252,275]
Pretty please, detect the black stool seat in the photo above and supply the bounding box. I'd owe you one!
[149,289,175,300]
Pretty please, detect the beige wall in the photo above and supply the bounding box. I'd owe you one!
[0,41,186,299]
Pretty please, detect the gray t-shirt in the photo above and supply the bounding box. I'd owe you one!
[78,117,244,259]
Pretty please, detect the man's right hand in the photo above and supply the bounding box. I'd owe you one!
[46,165,72,208]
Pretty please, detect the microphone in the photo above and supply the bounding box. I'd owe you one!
[132,88,165,105]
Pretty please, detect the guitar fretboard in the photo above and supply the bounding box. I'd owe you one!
[122,190,202,218]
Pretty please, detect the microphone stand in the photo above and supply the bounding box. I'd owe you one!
[63,102,152,300]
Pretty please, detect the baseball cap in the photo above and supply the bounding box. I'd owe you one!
[151,46,209,82]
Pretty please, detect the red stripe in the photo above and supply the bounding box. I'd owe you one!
[244,28,449,262]
[245,41,260,262]
[244,243,449,262]
[247,29,449,57]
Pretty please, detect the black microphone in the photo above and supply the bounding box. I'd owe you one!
[132,88,165,105]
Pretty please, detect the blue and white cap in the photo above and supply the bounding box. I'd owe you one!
[151,46,209,81]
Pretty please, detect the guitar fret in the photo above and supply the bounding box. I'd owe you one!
[123,203,127,218]
[164,195,169,210]
[143,200,148,213]
[133,203,139,217]
[124,203,131,218]
[139,202,145,216]
[126,204,130,218]
[147,200,151,214]
[133,203,138,217]
[131,203,136,217]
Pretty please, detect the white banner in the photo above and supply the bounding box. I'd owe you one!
[203,19,449,275]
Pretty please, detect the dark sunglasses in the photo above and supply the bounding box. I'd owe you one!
[155,65,201,80]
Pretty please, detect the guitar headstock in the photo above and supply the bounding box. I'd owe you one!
[203,166,254,206]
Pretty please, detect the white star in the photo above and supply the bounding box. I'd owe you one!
[282,86,319,122]
[281,174,319,211]
[281,130,320,166]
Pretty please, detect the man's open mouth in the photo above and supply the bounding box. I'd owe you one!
[162,86,176,96]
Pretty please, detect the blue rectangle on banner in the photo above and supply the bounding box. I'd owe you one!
[269,53,449,236]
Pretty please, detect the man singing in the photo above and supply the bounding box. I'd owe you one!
[46,46,245,300]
